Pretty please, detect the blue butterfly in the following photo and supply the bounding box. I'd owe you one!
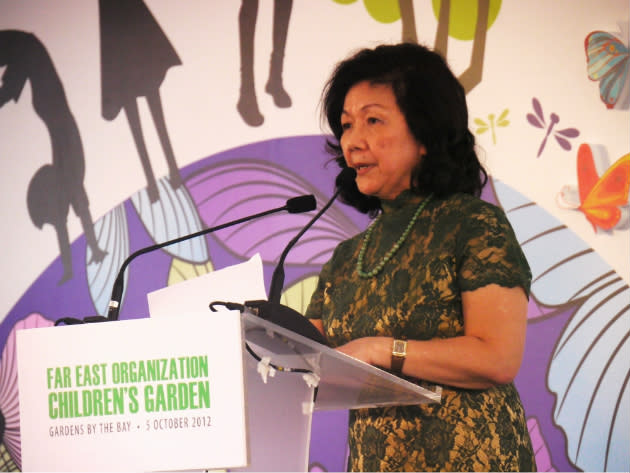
[585,31,630,109]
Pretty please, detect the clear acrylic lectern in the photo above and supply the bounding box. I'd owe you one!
[235,309,441,472]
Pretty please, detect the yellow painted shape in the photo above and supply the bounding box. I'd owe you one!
[432,0,502,40]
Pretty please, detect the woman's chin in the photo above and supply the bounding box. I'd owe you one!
[356,180,377,197]
[357,187,377,198]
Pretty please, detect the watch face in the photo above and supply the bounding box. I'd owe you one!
[392,339,407,356]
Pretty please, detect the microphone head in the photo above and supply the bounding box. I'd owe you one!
[286,194,316,213]
[336,166,357,187]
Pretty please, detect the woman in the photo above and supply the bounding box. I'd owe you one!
[305,43,536,471]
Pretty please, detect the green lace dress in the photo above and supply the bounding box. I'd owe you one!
[305,191,536,472]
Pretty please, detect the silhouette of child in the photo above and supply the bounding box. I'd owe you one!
[100,0,183,202]
[0,30,107,284]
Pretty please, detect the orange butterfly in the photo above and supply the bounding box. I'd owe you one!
[576,144,629,231]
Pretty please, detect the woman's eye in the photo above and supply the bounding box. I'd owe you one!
[367,117,381,124]
[341,122,351,131]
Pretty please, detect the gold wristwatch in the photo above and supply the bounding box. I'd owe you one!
[391,339,407,374]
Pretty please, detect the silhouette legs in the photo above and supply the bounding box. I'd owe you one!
[146,89,182,189]
[237,0,293,126]
[237,0,264,126]
[265,0,292,108]
[123,92,182,202]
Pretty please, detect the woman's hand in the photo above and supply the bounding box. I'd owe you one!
[335,337,389,365]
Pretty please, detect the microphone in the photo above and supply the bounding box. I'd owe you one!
[286,194,317,213]
[54,194,316,325]
[232,167,356,344]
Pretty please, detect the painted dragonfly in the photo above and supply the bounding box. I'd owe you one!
[526,98,580,157]
[474,109,510,144]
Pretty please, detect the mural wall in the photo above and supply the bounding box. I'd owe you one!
[0,1,628,471]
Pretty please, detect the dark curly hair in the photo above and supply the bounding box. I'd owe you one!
[321,42,487,214]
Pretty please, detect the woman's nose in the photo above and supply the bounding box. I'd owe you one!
[342,124,366,152]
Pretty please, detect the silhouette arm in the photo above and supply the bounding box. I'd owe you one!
[0,63,27,106]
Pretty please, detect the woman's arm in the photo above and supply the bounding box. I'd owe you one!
[310,318,325,337]
[335,283,528,389]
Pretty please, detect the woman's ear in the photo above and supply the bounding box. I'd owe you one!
[418,143,427,158]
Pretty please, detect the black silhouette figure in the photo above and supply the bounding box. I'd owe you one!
[99,0,182,203]
[237,0,293,127]
[0,30,107,285]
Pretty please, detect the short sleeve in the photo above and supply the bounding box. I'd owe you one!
[456,203,531,296]
[304,255,334,321]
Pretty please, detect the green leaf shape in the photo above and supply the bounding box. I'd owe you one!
[363,0,401,23]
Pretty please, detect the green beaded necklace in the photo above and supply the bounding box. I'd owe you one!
[356,193,433,278]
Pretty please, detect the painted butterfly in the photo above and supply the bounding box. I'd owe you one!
[557,144,630,232]
[577,145,630,231]
[585,30,630,109]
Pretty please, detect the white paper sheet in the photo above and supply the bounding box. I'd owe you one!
[148,253,267,318]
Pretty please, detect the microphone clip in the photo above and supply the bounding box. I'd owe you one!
[208,299,326,345]
[54,315,111,326]
[209,301,246,312]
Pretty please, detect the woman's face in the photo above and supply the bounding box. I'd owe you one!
[340,81,425,200]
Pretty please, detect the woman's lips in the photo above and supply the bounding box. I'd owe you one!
[354,164,373,176]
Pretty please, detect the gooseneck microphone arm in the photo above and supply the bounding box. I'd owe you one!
[104,194,316,321]
[267,190,340,305]
[267,167,356,305]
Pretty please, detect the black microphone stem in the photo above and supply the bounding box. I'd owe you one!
[268,189,341,305]
[107,202,306,321]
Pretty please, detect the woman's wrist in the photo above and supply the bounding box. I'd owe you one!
[391,338,407,374]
